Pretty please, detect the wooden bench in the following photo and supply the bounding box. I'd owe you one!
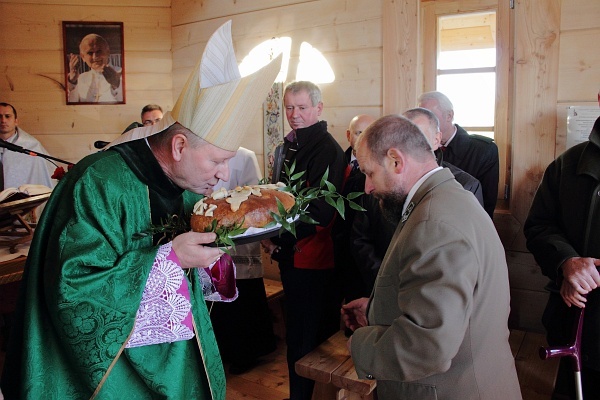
[296,329,560,400]
[295,330,376,400]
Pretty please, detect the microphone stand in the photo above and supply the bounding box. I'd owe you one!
[0,140,69,251]
[0,139,73,166]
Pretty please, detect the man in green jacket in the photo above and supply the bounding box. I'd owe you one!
[1,20,281,399]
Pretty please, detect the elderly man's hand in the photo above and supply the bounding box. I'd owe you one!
[560,257,600,307]
[172,231,223,269]
[341,298,369,332]
[261,239,280,255]
[102,65,122,89]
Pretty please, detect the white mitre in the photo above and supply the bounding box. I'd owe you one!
[105,20,282,151]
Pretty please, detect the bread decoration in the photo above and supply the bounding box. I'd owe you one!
[191,183,296,232]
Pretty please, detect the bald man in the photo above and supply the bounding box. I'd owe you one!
[332,114,377,315]
[346,115,376,159]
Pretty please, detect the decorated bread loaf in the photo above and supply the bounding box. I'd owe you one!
[191,183,296,232]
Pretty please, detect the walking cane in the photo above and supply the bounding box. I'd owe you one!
[539,305,585,400]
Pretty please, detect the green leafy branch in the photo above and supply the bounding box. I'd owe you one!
[269,160,365,237]
[133,161,365,248]
[202,218,247,249]
[132,214,189,244]
[257,177,270,185]
[132,213,246,253]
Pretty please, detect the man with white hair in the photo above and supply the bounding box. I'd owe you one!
[418,91,499,218]
[262,80,346,400]
[67,33,123,103]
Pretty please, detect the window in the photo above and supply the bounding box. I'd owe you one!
[421,0,511,205]
[437,12,497,139]
[238,38,334,84]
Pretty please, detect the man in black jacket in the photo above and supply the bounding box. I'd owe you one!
[418,91,499,218]
[261,81,346,400]
[525,114,600,400]
[405,107,483,205]
[332,115,376,309]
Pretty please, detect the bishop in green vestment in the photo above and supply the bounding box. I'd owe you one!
[2,137,228,399]
[0,20,282,400]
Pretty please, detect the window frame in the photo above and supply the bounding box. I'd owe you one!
[420,0,512,208]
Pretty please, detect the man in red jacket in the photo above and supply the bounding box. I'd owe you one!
[262,80,346,400]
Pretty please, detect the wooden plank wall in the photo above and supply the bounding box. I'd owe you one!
[555,1,600,155]
[171,0,384,281]
[505,0,600,332]
[500,0,561,332]
[171,0,384,169]
[0,0,172,164]
[382,0,419,115]
[1,0,599,332]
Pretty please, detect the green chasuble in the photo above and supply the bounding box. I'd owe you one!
[1,140,226,399]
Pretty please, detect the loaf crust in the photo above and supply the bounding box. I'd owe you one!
[191,187,295,232]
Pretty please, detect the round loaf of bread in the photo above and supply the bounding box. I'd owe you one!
[190,184,296,232]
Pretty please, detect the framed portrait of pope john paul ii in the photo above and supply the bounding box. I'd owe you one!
[62,21,126,105]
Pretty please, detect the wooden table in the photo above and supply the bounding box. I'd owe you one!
[0,255,27,286]
[295,330,376,400]
[0,193,50,253]
[0,256,27,318]
[263,278,284,301]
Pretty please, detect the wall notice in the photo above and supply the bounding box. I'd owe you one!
[566,106,600,149]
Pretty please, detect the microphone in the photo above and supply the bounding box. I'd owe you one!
[0,138,72,165]
[0,139,37,156]
[94,141,110,149]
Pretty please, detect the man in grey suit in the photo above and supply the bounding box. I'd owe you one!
[351,107,484,293]
[341,114,521,400]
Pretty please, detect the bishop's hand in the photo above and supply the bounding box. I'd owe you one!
[172,231,223,269]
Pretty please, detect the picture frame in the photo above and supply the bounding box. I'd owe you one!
[62,21,125,105]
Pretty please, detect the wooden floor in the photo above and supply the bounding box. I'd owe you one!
[0,301,559,400]
[510,329,560,400]
[224,329,559,400]
[223,336,290,400]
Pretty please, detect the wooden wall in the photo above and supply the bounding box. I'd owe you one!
[0,0,172,164]
[504,0,600,332]
[2,0,600,331]
[171,0,383,167]
[172,0,600,331]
